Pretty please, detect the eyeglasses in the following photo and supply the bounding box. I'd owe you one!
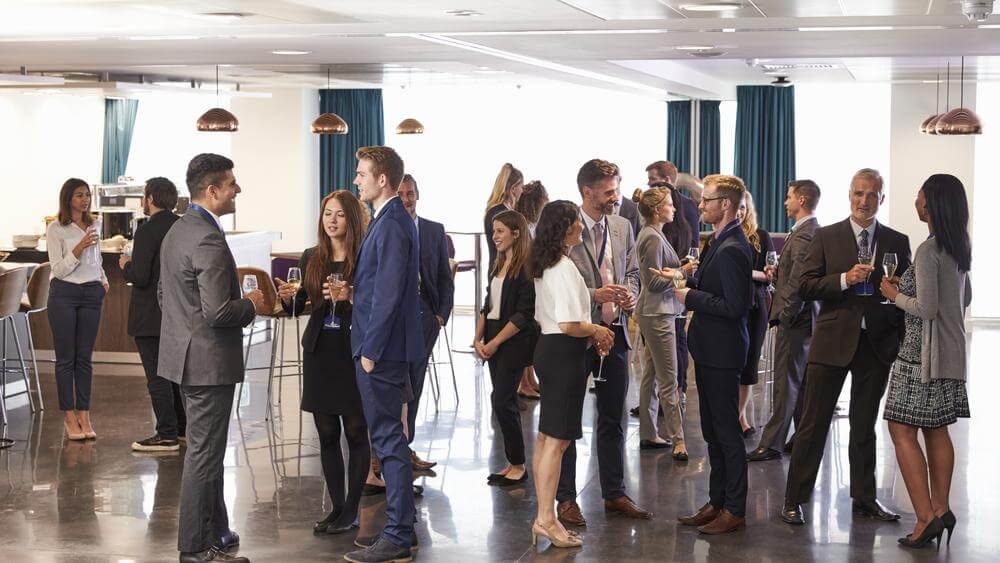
[701,196,727,204]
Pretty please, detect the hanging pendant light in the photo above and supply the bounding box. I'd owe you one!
[395,69,424,135]
[935,56,983,135]
[919,73,941,134]
[312,68,349,134]
[197,65,238,132]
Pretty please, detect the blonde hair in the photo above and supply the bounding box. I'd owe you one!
[739,191,761,252]
[485,163,523,215]
[631,187,670,223]
[703,174,746,209]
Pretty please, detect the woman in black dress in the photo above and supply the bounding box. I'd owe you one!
[276,191,372,535]
[735,191,774,436]
[484,162,524,268]
[474,210,538,486]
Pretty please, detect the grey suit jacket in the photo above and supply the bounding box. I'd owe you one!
[157,210,256,386]
[568,213,640,330]
[635,225,684,317]
[770,216,820,325]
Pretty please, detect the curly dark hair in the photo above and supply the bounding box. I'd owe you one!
[529,200,580,278]
[515,180,549,225]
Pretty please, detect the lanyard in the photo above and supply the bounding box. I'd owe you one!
[188,204,222,233]
[594,217,609,270]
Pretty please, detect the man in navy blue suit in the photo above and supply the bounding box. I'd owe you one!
[673,174,753,535]
[397,174,454,470]
[344,146,424,563]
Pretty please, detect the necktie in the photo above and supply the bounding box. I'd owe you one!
[593,222,616,325]
[859,229,870,253]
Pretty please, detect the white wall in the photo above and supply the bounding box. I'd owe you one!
[972,82,999,318]
[230,89,320,253]
[0,92,104,246]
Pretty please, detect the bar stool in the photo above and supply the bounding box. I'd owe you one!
[1,268,34,423]
[426,260,459,410]
[445,231,483,354]
[18,262,50,411]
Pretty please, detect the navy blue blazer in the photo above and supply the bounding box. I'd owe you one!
[417,216,455,323]
[686,222,753,370]
[351,197,425,363]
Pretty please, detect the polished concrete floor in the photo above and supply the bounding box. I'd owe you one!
[1,316,998,562]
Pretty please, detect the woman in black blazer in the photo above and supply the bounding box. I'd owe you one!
[276,191,374,535]
[475,210,538,487]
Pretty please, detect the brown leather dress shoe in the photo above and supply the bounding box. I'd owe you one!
[557,500,587,527]
[410,450,437,470]
[678,503,720,526]
[604,495,653,519]
[697,509,746,534]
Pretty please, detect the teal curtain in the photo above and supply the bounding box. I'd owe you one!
[734,86,795,233]
[319,89,384,198]
[698,100,721,176]
[667,101,691,174]
[101,98,139,184]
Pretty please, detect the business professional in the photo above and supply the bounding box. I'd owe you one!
[514,180,548,400]
[121,177,185,452]
[555,159,650,528]
[484,163,524,268]
[647,161,700,249]
[275,191,372,536]
[46,178,109,441]
[529,200,614,548]
[631,187,689,461]
[735,191,775,436]
[782,168,912,526]
[159,154,266,563]
[748,180,822,462]
[475,210,538,486]
[880,174,971,549]
[345,146,424,563]
[398,174,454,471]
[668,174,753,534]
[614,187,641,238]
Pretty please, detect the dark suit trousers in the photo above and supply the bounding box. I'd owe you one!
[675,317,689,393]
[785,333,891,504]
[135,336,187,439]
[177,384,233,553]
[487,352,526,466]
[756,317,811,451]
[406,299,440,444]
[355,359,415,549]
[557,324,628,503]
[695,363,747,517]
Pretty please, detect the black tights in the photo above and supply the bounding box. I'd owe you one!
[313,412,370,526]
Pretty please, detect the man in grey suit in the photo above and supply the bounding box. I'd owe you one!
[747,180,821,462]
[556,159,652,528]
[159,153,267,563]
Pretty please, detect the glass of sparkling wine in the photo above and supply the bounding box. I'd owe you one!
[881,253,898,304]
[672,270,687,289]
[687,247,700,263]
[857,245,874,296]
[327,273,343,300]
[765,251,778,292]
[242,274,258,296]
[287,267,302,317]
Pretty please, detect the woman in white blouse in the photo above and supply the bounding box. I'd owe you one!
[46,178,109,441]
[529,200,613,549]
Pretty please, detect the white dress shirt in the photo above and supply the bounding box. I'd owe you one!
[46,220,108,284]
[839,218,878,291]
[374,195,400,220]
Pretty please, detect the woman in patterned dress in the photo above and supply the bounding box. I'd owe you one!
[880,174,972,549]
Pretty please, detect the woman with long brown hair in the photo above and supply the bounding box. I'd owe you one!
[484,163,524,268]
[514,180,548,400]
[276,190,372,535]
[474,210,538,486]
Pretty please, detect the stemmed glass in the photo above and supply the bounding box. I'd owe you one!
[881,253,898,304]
[324,273,343,329]
[765,251,778,292]
[242,274,258,296]
[857,244,874,296]
[287,267,302,318]
[687,247,700,263]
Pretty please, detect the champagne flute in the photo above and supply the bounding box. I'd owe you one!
[765,251,778,292]
[324,273,343,329]
[687,247,700,263]
[326,273,343,301]
[672,270,687,289]
[857,245,874,296]
[287,267,302,318]
[881,253,898,304]
[242,274,258,296]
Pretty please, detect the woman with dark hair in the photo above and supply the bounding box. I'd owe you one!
[529,201,614,549]
[475,210,538,486]
[275,190,374,535]
[46,178,109,440]
[880,174,972,549]
[484,163,524,267]
[514,180,548,400]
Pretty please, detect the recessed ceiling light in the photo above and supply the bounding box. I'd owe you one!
[271,50,311,55]
[445,9,482,16]
[679,2,743,12]
[688,50,727,58]
[674,45,714,51]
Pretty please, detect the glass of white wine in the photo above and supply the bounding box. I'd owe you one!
[242,274,258,296]
[881,253,898,304]
[672,270,687,289]
[765,251,778,292]
[287,267,302,318]
[687,247,700,263]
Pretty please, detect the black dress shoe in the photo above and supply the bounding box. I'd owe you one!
[781,503,805,525]
[413,484,424,497]
[179,547,248,562]
[325,522,359,535]
[490,472,528,487]
[362,483,386,496]
[344,537,412,563]
[742,427,757,438]
[746,447,782,462]
[313,511,341,533]
[217,530,239,552]
[487,472,505,482]
[783,440,795,454]
[629,406,640,417]
[853,499,901,521]
[639,439,672,450]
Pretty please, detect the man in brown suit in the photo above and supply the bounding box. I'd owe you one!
[781,169,911,526]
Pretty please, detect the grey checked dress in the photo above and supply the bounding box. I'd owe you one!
[883,263,970,428]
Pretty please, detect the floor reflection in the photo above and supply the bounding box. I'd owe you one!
[0,316,997,562]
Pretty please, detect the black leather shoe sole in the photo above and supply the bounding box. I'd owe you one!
[324,523,358,535]
[361,484,386,496]
[747,449,781,462]
[853,508,901,521]
[780,508,805,526]
[639,440,672,450]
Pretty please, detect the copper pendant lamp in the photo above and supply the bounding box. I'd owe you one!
[919,73,941,134]
[312,68,349,134]
[395,117,425,134]
[935,57,983,135]
[197,65,238,132]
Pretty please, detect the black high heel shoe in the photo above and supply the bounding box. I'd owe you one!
[898,517,945,550]
[313,510,341,533]
[941,510,957,546]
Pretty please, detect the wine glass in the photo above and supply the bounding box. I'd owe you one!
[287,267,302,318]
[687,247,700,263]
[326,273,343,301]
[323,273,343,329]
[242,274,258,296]
[592,354,607,383]
[765,251,778,292]
[857,245,874,296]
[881,253,898,304]
[672,270,687,289]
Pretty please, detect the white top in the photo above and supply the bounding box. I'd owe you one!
[487,276,504,320]
[46,220,108,284]
[534,255,591,335]
[374,195,400,220]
